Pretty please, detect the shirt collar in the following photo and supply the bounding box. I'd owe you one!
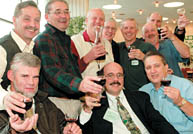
[83,30,94,43]
[11,30,34,53]
[106,90,125,103]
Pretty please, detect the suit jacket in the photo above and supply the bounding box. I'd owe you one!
[0,91,66,134]
[81,90,178,134]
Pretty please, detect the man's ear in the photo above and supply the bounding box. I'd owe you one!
[45,13,49,21]
[7,70,14,81]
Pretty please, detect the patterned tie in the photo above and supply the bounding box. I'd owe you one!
[116,97,141,134]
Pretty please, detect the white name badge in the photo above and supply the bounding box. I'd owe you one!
[103,108,120,123]
[131,59,139,66]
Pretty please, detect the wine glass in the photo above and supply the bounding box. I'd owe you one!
[64,113,78,123]
[13,99,33,120]
[177,8,185,16]
[161,75,172,98]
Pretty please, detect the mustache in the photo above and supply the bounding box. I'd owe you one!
[148,34,156,38]
[110,81,121,85]
[26,26,38,32]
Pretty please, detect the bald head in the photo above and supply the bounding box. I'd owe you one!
[104,62,123,76]
[142,22,159,46]
[104,62,124,96]
[149,12,162,28]
[85,8,105,38]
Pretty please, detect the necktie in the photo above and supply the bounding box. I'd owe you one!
[116,97,141,134]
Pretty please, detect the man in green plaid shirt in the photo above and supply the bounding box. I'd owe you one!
[33,0,102,99]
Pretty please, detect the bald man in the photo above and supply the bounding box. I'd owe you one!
[72,8,114,78]
[80,62,178,134]
[148,12,189,41]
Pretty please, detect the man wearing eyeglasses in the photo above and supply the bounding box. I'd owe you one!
[33,0,103,115]
[79,62,178,134]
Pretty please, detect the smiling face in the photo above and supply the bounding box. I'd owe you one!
[121,19,138,43]
[104,62,124,96]
[103,20,117,42]
[45,1,70,32]
[85,8,105,37]
[143,23,159,46]
[149,12,162,28]
[8,64,40,98]
[13,6,40,44]
[144,55,168,89]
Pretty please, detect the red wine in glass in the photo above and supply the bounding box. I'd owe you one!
[12,100,33,119]
[93,79,106,86]
[161,80,171,86]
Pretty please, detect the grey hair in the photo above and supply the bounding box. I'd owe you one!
[14,1,40,17]
[120,18,138,29]
[45,0,69,14]
[104,18,117,28]
[10,53,41,73]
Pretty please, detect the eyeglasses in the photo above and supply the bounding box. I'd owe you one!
[49,9,70,16]
[105,73,124,79]
[104,26,117,32]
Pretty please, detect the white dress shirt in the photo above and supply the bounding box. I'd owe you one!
[0,30,34,110]
[80,90,150,134]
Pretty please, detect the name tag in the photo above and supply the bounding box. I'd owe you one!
[131,59,139,66]
[103,108,120,123]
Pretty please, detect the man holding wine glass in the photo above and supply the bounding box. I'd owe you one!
[79,62,178,134]
[71,8,114,78]
[0,53,82,134]
[140,51,193,133]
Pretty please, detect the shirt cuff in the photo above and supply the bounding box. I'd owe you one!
[79,108,92,125]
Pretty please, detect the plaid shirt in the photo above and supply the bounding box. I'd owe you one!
[33,24,83,98]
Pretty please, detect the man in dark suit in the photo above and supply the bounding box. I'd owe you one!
[80,62,178,134]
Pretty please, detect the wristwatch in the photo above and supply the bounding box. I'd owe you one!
[178,98,187,108]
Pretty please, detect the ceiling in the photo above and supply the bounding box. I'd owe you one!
[89,0,193,27]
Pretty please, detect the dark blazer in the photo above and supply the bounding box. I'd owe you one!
[81,90,178,134]
[0,91,66,134]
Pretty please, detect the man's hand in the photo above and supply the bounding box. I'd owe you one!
[160,25,174,40]
[4,92,28,117]
[63,123,82,134]
[83,94,101,113]
[128,49,145,60]
[83,44,106,64]
[9,114,38,133]
[177,15,189,30]
[164,86,182,105]
[79,76,103,94]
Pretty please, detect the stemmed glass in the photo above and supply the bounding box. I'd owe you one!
[161,75,172,98]
[177,8,185,16]
[64,113,78,123]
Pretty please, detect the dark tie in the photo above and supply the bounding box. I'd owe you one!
[116,97,141,134]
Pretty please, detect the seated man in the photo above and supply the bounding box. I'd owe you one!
[140,51,193,133]
[0,53,82,134]
[80,62,178,134]
[142,22,190,77]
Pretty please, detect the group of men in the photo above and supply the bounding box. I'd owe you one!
[0,0,192,134]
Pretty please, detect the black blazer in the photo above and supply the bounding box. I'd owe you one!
[81,90,178,134]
